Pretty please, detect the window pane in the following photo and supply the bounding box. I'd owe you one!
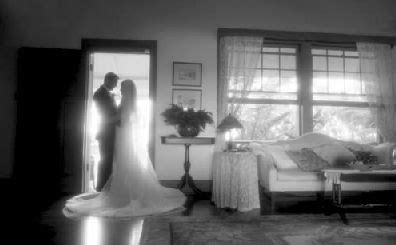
[313,94,370,102]
[345,51,359,57]
[262,70,279,91]
[228,52,246,68]
[228,75,244,91]
[245,52,262,68]
[313,106,376,143]
[362,74,376,95]
[262,47,279,53]
[234,104,299,140]
[328,72,344,93]
[312,48,369,101]
[250,69,262,91]
[313,56,327,71]
[345,58,360,72]
[328,50,343,56]
[345,73,361,94]
[280,70,297,92]
[280,48,296,53]
[328,57,344,71]
[262,54,279,69]
[280,55,296,69]
[313,72,328,93]
[312,49,326,55]
[246,92,297,100]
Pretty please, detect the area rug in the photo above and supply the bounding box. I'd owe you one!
[169,214,396,245]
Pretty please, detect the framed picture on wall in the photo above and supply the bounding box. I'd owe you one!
[173,62,202,87]
[172,89,202,109]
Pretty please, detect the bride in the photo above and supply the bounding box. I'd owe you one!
[63,80,186,217]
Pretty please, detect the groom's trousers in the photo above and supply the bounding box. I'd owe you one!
[96,133,115,191]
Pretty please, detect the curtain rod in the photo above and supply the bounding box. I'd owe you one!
[263,37,356,46]
[218,28,396,45]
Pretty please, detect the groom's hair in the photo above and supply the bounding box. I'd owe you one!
[104,72,119,83]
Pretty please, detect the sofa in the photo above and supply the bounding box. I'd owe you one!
[249,133,396,211]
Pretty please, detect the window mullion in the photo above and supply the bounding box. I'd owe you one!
[298,43,313,134]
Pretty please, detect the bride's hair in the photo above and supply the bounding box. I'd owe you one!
[120,80,137,116]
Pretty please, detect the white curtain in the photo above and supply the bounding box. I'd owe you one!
[357,42,396,142]
[216,36,262,151]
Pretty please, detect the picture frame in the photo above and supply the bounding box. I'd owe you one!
[172,89,202,109]
[173,62,202,87]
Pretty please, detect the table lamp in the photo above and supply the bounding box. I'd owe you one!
[217,113,243,151]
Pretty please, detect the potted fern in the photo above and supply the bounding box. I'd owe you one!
[161,104,214,137]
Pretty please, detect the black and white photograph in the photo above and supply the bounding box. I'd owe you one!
[1,1,396,244]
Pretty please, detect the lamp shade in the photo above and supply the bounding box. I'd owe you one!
[217,113,243,131]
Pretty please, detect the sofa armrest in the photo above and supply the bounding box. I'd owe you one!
[257,154,277,188]
[371,143,395,165]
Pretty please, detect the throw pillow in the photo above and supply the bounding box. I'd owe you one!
[311,143,356,167]
[286,148,330,171]
[349,150,378,165]
[371,143,395,165]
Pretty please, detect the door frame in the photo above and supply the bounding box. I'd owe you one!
[81,38,157,191]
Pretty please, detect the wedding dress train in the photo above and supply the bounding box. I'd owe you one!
[64,103,185,217]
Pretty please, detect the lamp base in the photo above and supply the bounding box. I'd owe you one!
[225,141,237,152]
[224,141,250,152]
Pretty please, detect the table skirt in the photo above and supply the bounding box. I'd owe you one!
[212,152,260,212]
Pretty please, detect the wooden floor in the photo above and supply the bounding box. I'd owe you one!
[0,190,334,245]
[2,187,394,245]
[3,195,269,244]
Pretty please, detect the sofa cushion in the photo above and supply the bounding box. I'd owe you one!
[311,142,356,167]
[286,148,330,171]
[276,169,323,181]
[268,145,299,169]
[249,142,298,169]
[286,132,335,151]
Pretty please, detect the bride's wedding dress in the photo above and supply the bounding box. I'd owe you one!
[63,96,186,218]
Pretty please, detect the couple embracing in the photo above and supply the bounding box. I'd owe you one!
[63,72,185,217]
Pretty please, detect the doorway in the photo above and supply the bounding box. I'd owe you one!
[81,39,157,192]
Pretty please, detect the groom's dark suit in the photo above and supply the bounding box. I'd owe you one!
[93,85,118,191]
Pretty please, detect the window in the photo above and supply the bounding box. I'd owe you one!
[222,37,378,143]
[312,48,376,143]
[228,44,299,140]
[312,48,367,101]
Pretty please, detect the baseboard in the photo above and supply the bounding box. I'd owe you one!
[160,180,213,193]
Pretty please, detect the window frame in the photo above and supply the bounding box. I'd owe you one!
[218,29,396,142]
[227,42,301,140]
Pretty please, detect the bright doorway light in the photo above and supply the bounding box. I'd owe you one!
[82,216,102,245]
[85,52,151,192]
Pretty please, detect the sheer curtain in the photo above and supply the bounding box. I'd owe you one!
[357,43,396,142]
[216,36,262,151]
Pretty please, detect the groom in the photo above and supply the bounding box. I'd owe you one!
[93,72,120,191]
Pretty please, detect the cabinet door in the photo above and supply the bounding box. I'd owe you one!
[14,47,84,207]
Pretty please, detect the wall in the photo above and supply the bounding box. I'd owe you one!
[1,0,396,179]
